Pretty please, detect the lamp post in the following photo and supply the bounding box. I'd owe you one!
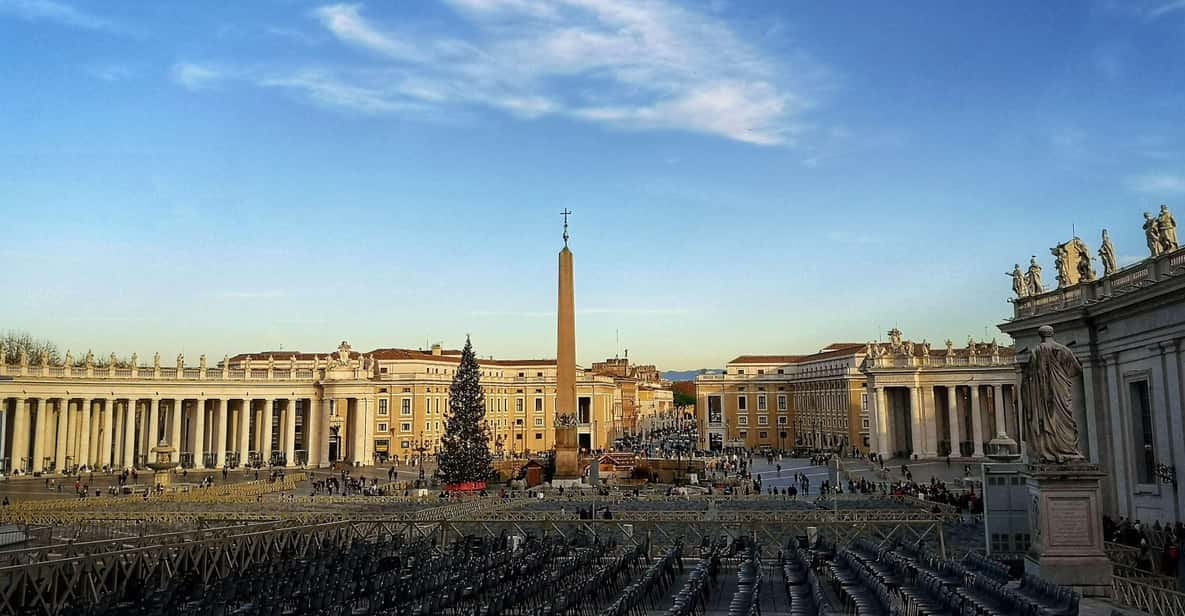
[413,437,430,482]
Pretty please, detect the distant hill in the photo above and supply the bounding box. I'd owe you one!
[662,369,721,382]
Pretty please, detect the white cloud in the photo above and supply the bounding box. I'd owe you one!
[0,0,110,30]
[171,62,224,91]
[187,1,826,145]
[1126,173,1185,194]
[1148,0,1185,19]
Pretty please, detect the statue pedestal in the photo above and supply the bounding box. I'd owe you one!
[1023,463,1113,598]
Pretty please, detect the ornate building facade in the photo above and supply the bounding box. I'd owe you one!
[695,343,870,452]
[861,331,1017,460]
[1000,206,1185,522]
[695,334,1018,459]
[0,341,669,474]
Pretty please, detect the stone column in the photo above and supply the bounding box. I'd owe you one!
[170,399,184,455]
[946,386,959,457]
[87,402,100,468]
[148,398,161,448]
[285,398,298,466]
[10,398,27,473]
[261,398,274,463]
[97,399,113,470]
[31,399,47,473]
[317,396,332,467]
[992,385,1007,438]
[306,395,321,467]
[238,399,252,466]
[192,398,206,468]
[354,398,367,465]
[970,386,985,457]
[55,399,69,471]
[123,400,136,469]
[78,399,92,468]
[363,397,375,465]
[215,399,228,468]
[875,387,890,458]
[909,386,924,457]
[923,387,939,458]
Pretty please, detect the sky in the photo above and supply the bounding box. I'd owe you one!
[2,0,1184,370]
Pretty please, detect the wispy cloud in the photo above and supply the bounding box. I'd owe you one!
[177,1,827,146]
[1148,0,1185,19]
[0,0,110,30]
[170,62,225,91]
[1126,173,1185,194]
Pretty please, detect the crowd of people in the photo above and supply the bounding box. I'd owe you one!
[1104,515,1183,577]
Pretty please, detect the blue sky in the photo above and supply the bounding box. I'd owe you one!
[2,0,1184,369]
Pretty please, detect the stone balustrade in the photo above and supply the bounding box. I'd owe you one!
[1012,244,1185,320]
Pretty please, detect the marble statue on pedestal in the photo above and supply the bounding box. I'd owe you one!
[1051,244,1071,287]
[1098,229,1117,276]
[1072,237,1095,282]
[153,352,161,370]
[1021,326,1084,464]
[1026,257,1044,294]
[1008,264,1027,298]
[64,351,73,367]
[1158,204,1177,252]
[1144,212,1163,257]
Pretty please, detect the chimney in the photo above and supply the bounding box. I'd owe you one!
[431,344,442,356]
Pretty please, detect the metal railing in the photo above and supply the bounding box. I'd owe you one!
[1112,575,1185,616]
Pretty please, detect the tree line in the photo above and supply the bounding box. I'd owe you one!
[1,331,133,367]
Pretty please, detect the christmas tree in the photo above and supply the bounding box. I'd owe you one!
[437,336,493,486]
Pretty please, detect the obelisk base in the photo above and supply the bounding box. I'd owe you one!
[552,426,583,486]
[1023,463,1113,598]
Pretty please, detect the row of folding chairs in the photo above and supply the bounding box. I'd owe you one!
[599,542,684,616]
[665,540,725,616]
[727,546,762,616]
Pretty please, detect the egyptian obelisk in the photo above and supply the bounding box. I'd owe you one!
[553,209,581,483]
[557,209,576,419]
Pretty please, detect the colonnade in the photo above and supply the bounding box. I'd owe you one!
[868,382,1018,460]
[0,394,373,474]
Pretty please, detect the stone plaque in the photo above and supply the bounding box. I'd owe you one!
[1047,497,1091,547]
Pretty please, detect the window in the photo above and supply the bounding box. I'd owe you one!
[534,417,544,426]
[401,399,412,415]
[757,369,764,375]
[757,416,768,426]
[400,440,410,448]
[757,395,766,411]
[738,416,749,426]
[400,422,411,433]
[739,430,748,438]
[862,418,870,428]
[861,393,868,411]
[1129,380,1156,484]
[535,432,543,439]
[777,369,784,374]
[737,368,745,375]
[535,398,543,413]
[759,431,768,439]
[377,423,388,432]
[378,399,389,416]
[777,416,787,426]
[738,396,748,411]
[516,398,524,413]
[777,394,787,411]
[424,422,432,432]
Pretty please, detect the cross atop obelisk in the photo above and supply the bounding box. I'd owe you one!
[561,208,572,247]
